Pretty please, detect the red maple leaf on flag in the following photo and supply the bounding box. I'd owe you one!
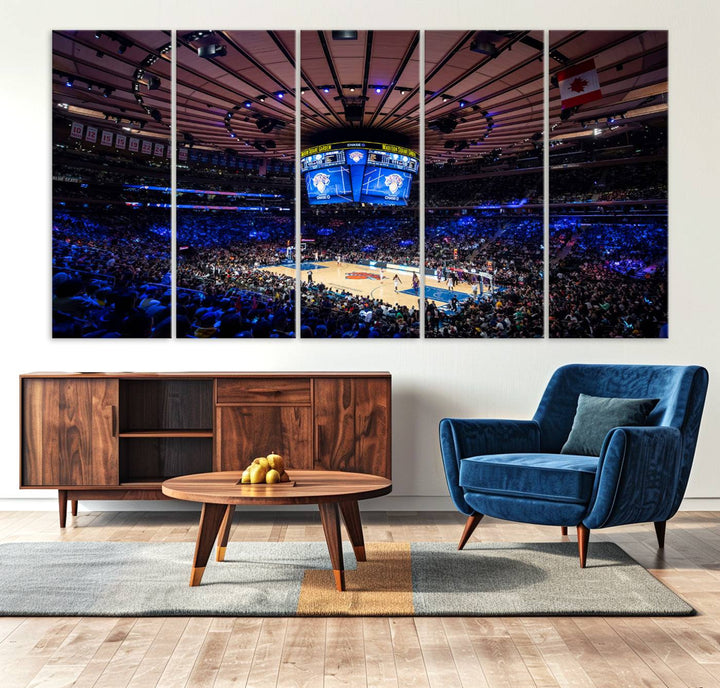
[570,77,588,93]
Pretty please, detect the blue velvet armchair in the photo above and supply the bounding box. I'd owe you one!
[440,364,709,567]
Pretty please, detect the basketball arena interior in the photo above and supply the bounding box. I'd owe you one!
[52,30,667,338]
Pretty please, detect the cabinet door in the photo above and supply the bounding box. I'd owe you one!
[314,377,391,477]
[218,406,313,471]
[22,378,119,486]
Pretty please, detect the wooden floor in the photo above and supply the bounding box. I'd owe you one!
[1,509,719,687]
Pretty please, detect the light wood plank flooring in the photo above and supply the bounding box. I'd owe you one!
[1,509,719,687]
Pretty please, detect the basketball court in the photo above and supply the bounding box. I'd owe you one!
[261,260,484,310]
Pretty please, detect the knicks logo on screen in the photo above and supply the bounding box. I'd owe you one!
[348,150,365,164]
[385,173,403,196]
[312,172,331,194]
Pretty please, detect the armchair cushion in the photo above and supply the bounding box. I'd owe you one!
[460,453,599,505]
[560,394,659,456]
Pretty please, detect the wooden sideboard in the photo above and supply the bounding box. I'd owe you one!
[20,372,391,526]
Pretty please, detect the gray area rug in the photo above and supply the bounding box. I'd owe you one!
[0,541,692,616]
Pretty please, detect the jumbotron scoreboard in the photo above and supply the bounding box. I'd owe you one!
[301,142,418,206]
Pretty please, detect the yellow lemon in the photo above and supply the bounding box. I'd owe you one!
[252,457,270,470]
[240,468,251,484]
[267,453,285,473]
[249,464,267,484]
[266,469,280,484]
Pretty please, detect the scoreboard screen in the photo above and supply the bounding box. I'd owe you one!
[305,166,353,204]
[301,142,418,206]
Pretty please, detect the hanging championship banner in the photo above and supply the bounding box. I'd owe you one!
[141,140,153,155]
[115,134,127,150]
[70,122,83,139]
[128,137,139,152]
[178,147,188,161]
[101,130,114,146]
[153,142,164,157]
[85,126,98,143]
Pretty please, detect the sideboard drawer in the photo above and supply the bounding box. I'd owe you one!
[216,377,311,405]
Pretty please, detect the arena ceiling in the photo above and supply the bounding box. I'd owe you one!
[52,30,667,165]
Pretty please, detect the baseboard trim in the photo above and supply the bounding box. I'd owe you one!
[1,496,719,512]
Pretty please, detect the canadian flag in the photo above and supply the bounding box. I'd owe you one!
[557,59,602,109]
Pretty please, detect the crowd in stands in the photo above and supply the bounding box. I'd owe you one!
[549,160,667,204]
[426,170,542,208]
[176,210,295,337]
[52,209,172,337]
[424,214,544,337]
[301,286,419,338]
[53,126,668,339]
[549,218,668,337]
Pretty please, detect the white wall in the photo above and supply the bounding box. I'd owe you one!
[1,0,718,511]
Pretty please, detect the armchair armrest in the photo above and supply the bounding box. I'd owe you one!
[583,425,683,529]
[439,418,540,515]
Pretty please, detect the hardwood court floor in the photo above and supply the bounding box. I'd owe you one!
[265,261,432,310]
[1,509,719,687]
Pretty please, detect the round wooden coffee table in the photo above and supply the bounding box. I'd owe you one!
[162,470,392,591]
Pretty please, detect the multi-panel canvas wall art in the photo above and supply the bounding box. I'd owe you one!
[548,31,668,338]
[52,29,668,339]
[52,31,172,338]
[175,31,296,338]
[424,31,544,338]
[300,30,421,338]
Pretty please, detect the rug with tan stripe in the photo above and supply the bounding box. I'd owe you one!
[0,541,692,616]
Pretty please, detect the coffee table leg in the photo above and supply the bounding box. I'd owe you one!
[339,500,366,562]
[216,505,236,562]
[190,503,227,586]
[318,502,345,591]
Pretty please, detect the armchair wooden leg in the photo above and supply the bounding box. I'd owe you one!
[654,520,666,549]
[561,526,568,536]
[577,524,590,568]
[458,513,483,550]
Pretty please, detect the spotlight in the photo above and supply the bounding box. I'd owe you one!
[146,76,161,90]
[459,100,466,108]
[197,44,227,58]
[257,95,266,102]
[243,100,252,108]
[321,85,331,93]
[118,43,128,54]
[274,91,285,99]
[103,87,113,97]
[375,86,383,94]
[442,94,451,103]
[86,82,94,91]
[94,31,102,39]
[65,77,74,87]
[331,30,358,40]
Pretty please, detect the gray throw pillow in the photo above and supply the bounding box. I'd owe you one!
[560,394,659,456]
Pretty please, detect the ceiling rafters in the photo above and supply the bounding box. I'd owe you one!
[369,31,419,129]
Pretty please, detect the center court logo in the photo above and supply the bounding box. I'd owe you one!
[346,272,381,280]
